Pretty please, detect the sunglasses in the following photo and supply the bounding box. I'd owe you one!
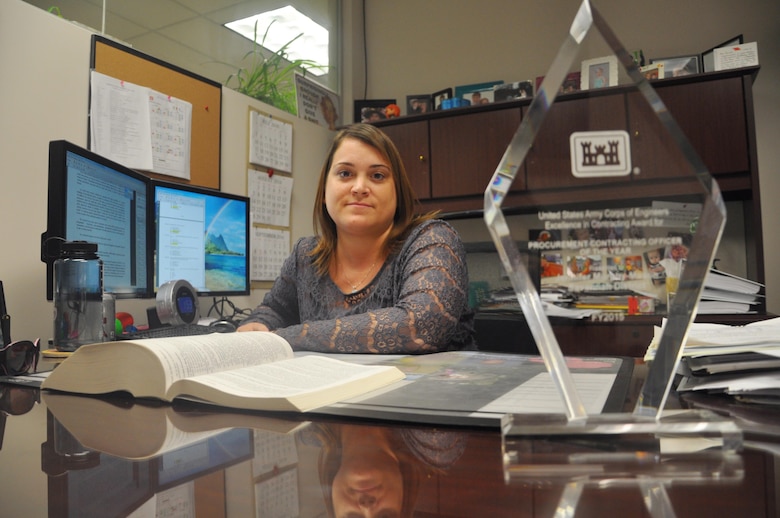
[0,339,40,376]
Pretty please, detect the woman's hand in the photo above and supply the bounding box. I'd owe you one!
[237,322,270,332]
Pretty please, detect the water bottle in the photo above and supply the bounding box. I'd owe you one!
[53,241,104,351]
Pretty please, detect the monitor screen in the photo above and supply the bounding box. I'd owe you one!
[153,180,250,296]
[44,140,152,300]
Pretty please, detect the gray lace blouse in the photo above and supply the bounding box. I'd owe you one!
[243,219,476,353]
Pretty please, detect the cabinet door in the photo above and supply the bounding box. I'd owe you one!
[628,76,749,179]
[525,94,631,190]
[379,121,431,200]
[429,108,523,198]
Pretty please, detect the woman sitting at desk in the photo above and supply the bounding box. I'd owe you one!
[238,124,475,353]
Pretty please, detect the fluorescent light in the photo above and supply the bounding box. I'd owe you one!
[225,5,328,76]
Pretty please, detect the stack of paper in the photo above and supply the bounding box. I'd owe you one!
[645,317,780,401]
[697,269,764,314]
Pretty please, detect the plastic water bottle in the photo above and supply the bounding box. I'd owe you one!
[53,241,104,351]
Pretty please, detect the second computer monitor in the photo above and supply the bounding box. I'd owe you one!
[153,180,250,297]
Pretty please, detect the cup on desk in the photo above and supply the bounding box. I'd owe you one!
[666,275,680,307]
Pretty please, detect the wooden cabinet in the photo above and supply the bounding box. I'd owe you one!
[627,75,751,182]
[374,67,759,209]
[378,120,431,200]
[429,107,523,197]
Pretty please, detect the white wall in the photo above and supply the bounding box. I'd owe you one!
[347,0,780,313]
[0,0,331,342]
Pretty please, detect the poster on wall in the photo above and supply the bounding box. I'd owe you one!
[294,73,340,130]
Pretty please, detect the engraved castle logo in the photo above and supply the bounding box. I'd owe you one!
[580,140,621,166]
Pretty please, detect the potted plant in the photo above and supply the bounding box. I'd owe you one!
[226,21,324,114]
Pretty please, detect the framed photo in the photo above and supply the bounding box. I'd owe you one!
[580,56,618,90]
[639,62,664,81]
[353,99,396,123]
[535,72,581,94]
[454,80,504,106]
[701,34,743,73]
[406,94,432,115]
[649,55,699,78]
[493,81,534,103]
[432,88,452,110]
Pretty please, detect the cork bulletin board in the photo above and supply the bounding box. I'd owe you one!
[90,35,222,189]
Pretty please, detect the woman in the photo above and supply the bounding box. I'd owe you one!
[302,422,467,517]
[238,124,475,353]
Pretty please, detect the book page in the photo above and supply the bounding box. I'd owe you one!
[168,356,404,411]
[144,332,294,384]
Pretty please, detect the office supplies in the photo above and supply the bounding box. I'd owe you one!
[40,332,404,412]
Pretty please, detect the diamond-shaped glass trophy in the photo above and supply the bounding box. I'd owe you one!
[489,2,744,513]
[487,2,742,443]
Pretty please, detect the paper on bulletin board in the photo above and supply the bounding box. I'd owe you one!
[252,227,290,281]
[90,70,153,170]
[148,89,192,179]
[90,70,192,179]
[248,169,293,227]
[249,111,293,173]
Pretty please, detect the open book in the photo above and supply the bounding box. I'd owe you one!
[41,332,405,412]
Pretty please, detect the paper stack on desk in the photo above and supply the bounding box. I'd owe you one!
[697,269,765,314]
[645,317,780,402]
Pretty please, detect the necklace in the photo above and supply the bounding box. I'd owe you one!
[341,259,377,293]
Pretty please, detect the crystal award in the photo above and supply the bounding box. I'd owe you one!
[485,0,741,442]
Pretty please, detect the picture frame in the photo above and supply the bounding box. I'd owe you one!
[353,99,396,123]
[580,56,618,90]
[535,71,581,95]
[493,81,534,103]
[701,34,743,73]
[431,88,452,110]
[639,62,664,81]
[454,80,504,106]
[649,55,699,78]
[406,94,432,115]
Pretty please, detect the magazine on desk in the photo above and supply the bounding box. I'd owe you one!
[316,351,633,427]
[40,332,405,412]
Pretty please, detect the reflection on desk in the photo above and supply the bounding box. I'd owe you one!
[0,383,778,516]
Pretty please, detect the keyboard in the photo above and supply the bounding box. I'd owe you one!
[120,323,219,340]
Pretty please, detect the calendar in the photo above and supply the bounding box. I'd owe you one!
[249,111,293,173]
[252,227,290,281]
[248,169,293,227]
[254,468,299,518]
[252,431,298,476]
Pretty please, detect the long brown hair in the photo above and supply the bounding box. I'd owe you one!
[310,123,436,274]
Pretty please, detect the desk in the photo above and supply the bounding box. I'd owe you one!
[0,367,778,517]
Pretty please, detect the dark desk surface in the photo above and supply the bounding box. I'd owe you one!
[1,365,779,517]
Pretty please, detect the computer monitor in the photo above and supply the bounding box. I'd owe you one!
[43,140,152,300]
[152,180,250,297]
